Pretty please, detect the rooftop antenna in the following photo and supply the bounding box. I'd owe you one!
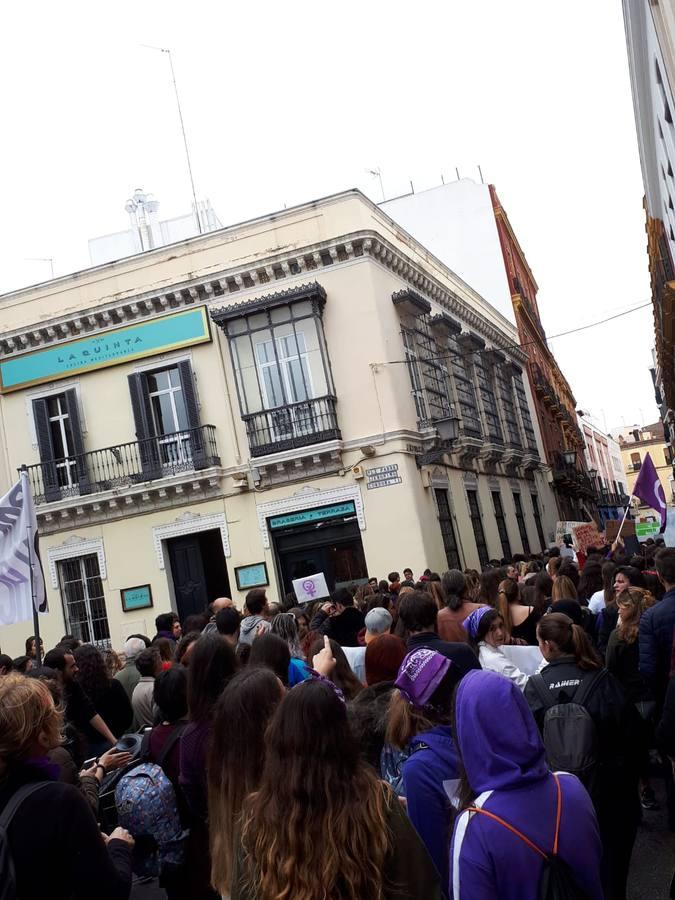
[455,167,460,180]
[141,44,202,234]
[366,168,385,202]
[25,257,54,278]
[410,179,415,194]
[441,173,445,184]
[478,164,484,184]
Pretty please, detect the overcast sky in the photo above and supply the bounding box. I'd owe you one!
[0,0,657,432]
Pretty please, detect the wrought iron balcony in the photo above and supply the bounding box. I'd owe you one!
[242,395,341,458]
[26,425,220,504]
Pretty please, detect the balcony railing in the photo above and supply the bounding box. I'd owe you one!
[26,425,220,504]
[242,395,341,457]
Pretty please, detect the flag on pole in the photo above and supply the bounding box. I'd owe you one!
[0,472,47,626]
[632,451,668,531]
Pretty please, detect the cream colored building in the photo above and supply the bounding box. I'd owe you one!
[615,422,674,510]
[0,190,557,656]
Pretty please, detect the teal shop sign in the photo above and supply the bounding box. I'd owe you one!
[269,501,357,530]
[121,584,154,612]
[0,307,211,393]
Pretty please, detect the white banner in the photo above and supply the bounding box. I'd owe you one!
[501,644,545,676]
[0,472,47,626]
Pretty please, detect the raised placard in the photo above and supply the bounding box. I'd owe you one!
[292,572,330,604]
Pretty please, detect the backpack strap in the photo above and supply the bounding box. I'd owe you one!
[529,673,555,710]
[572,669,606,707]
[156,722,188,769]
[0,782,50,830]
[467,773,564,860]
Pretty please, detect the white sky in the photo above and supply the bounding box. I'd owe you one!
[0,0,658,431]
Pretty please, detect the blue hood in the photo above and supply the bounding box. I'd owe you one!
[455,669,548,793]
[409,724,458,770]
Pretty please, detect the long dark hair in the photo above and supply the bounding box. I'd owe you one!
[73,644,110,705]
[308,637,363,700]
[601,561,617,608]
[577,561,603,604]
[441,570,467,611]
[249,633,291,685]
[477,569,501,606]
[187,634,237,722]
[537,613,601,671]
[532,571,553,617]
[208,668,283,894]
[239,680,392,900]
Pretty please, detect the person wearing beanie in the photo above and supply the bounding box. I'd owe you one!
[385,648,464,893]
[342,608,393,682]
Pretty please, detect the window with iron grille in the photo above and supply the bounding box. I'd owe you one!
[492,491,512,560]
[531,494,546,552]
[513,373,538,452]
[57,555,110,648]
[449,336,482,437]
[466,489,489,568]
[435,489,461,570]
[496,368,522,447]
[512,493,531,555]
[402,328,429,423]
[474,355,504,443]
[415,323,453,422]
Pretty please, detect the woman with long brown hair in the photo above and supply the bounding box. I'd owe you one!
[550,574,577,602]
[208,668,284,897]
[232,679,441,900]
[308,636,363,699]
[525,613,640,900]
[496,578,539,645]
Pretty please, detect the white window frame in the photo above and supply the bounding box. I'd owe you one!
[146,366,192,468]
[46,394,78,488]
[25,380,85,448]
[254,331,316,441]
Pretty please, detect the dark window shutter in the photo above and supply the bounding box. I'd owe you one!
[63,390,91,495]
[177,361,207,469]
[128,373,160,480]
[32,398,60,502]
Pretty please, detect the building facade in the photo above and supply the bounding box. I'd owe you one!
[577,412,630,527]
[0,190,557,656]
[623,0,675,453]
[615,422,674,513]
[382,180,592,522]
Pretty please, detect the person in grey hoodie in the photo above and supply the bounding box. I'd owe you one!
[238,589,271,646]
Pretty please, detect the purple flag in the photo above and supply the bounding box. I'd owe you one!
[632,452,667,530]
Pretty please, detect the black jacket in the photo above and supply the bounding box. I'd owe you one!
[0,762,132,900]
[656,674,675,758]
[606,631,653,705]
[310,606,365,647]
[639,588,675,698]
[406,632,481,677]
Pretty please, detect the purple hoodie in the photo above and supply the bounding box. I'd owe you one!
[450,670,603,900]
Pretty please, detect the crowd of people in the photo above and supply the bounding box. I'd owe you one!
[1,540,674,899]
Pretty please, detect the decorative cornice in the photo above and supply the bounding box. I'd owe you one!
[0,228,527,365]
[47,536,107,588]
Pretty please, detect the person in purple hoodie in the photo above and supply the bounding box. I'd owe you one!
[386,648,463,896]
[450,669,603,900]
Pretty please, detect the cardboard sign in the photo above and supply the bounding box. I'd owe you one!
[292,572,330,604]
[571,522,604,554]
[554,521,585,546]
[605,519,636,542]
[501,645,545,676]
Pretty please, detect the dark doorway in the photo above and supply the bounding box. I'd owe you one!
[166,529,230,622]
[273,519,367,596]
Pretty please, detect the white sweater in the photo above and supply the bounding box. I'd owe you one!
[478,642,529,690]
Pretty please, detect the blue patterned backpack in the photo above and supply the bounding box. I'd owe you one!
[115,762,187,878]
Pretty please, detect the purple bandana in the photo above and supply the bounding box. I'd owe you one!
[462,606,492,640]
[394,648,451,708]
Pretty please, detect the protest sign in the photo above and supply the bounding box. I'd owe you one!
[293,572,330,604]
[554,521,585,546]
[605,519,635,542]
[571,522,604,554]
[501,644,545,676]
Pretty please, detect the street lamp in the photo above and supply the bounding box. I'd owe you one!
[588,467,598,481]
[562,449,576,466]
[435,415,460,444]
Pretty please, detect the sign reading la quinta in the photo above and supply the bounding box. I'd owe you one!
[0,307,211,393]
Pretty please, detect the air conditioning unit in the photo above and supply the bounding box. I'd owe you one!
[352,464,365,480]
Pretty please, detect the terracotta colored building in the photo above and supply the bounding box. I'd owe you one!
[490,187,593,521]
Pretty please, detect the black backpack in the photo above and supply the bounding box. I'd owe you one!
[467,774,591,900]
[529,670,606,792]
[0,783,50,900]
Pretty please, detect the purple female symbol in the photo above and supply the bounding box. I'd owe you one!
[302,579,317,598]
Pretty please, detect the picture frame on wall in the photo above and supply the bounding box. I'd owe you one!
[234,562,269,591]
[121,584,154,612]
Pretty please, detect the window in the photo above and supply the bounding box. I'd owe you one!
[492,491,512,560]
[435,489,461,570]
[32,389,88,502]
[146,367,192,466]
[492,491,512,559]
[630,452,641,471]
[402,328,428,422]
[531,494,546,552]
[474,356,503,443]
[665,447,673,466]
[58,555,110,648]
[466,490,489,568]
[512,493,531,555]
[496,367,522,447]
[513,372,538,452]
[449,335,482,437]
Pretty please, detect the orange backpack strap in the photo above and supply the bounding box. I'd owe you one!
[467,773,564,860]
